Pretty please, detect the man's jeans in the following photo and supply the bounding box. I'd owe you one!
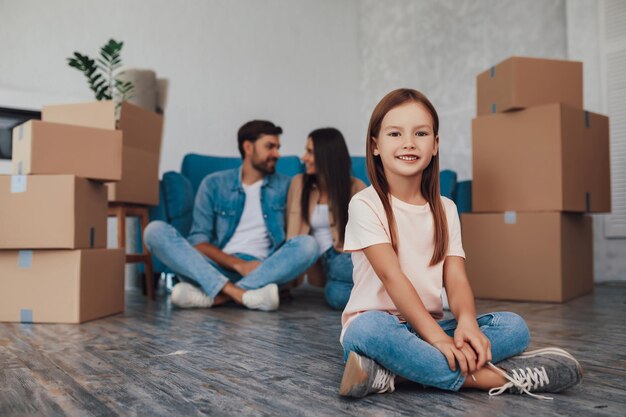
[320,248,354,310]
[144,221,319,298]
[342,311,531,391]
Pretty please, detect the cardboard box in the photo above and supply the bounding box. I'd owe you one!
[0,249,125,323]
[11,120,122,181]
[42,101,163,205]
[462,212,593,302]
[107,147,159,204]
[476,57,583,116]
[0,175,107,249]
[472,103,610,213]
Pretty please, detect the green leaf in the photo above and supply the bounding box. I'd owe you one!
[68,59,82,69]
[69,38,131,102]
[94,81,106,91]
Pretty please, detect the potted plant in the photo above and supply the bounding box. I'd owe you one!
[67,39,134,104]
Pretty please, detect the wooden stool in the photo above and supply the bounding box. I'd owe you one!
[108,203,155,300]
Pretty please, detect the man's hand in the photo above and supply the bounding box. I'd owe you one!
[232,260,261,276]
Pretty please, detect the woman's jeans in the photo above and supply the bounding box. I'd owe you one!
[342,311,531,391]
[320,248,354,310]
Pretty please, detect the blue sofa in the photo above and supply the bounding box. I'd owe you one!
[148,153,471,275]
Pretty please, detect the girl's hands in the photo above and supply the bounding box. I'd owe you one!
[431,320,492,377]
[453,319,492,371]
[431,336,474,377]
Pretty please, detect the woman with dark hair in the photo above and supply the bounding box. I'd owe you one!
[286,128,366,309]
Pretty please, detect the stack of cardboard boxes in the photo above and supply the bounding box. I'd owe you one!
[43,101,164,205]
[462,57,611,303]
[0,101,163,323]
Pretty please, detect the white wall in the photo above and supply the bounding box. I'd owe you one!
[0,0,364,174]
[356,0,567,181]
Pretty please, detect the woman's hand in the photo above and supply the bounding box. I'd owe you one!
[454,319,492,371]
[431,336,474,376]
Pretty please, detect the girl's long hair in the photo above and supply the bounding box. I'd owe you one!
[301,128,352,244]
[366,88,448,266]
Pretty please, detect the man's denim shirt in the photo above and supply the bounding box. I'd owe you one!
[187,168,291,255]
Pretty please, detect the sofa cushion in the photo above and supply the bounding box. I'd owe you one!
[182,154,242,194]
[181,154,305,194]
[276,156,304,177]
[161,171,194,236]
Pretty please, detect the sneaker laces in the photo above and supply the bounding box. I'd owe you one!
[487,362,553,400]
[371,368,395,393]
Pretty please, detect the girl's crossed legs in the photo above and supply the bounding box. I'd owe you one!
[342,310,530,391]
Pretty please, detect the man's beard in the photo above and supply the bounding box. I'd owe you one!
[251,156,277,175]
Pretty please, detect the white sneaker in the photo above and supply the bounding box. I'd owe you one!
[242,284,279,311]
[171,283,214,308]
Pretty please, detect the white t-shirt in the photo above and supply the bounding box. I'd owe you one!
[222,180,271,260]
[310,204,333,255]
[340,186,465,343]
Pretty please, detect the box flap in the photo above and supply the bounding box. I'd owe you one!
[42,101,117,130]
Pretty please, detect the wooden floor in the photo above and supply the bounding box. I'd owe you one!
[1,282,625,417]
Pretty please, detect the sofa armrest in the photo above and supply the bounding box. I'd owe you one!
[440,169,458,201]
[162,171,194,237]
[456,180,472,214]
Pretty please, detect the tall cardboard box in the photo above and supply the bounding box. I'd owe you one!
[42,101,163,205]
[107,146,160,203]
[11,120,122,181]
[476,57,583,116]
[472,103,610,213]
[0,249,125,323]
[461,212,593,302]
[0,175,107,249]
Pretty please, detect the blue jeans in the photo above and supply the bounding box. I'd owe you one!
[144,221,319,298]
[342,311,530,391]
[320,248,354,310]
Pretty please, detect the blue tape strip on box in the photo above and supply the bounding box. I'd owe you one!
[20,309,33,323]
[18,250,33,268]
[504,211,517,225]
[585,111,590,128]
[490,66,495,78]
[11,175,27,193]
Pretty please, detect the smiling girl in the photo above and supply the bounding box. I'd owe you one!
[338,89,582,399]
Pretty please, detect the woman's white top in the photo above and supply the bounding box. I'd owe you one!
[310,204,333,255]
